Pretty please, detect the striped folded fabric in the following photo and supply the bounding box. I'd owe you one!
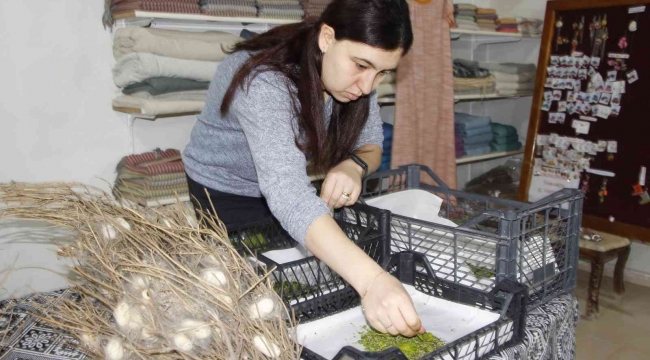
[119,148,185,176]
[258,4,304,19]
[112,0,201,14]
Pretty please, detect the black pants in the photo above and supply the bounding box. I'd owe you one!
[186,173,274,230]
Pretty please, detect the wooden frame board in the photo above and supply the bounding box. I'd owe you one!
[519,0,650,241]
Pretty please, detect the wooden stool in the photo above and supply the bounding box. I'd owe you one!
[578,229,631,319]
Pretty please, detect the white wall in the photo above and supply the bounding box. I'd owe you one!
[0,2,195,298]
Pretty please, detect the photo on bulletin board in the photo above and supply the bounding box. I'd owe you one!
[519,0,650,241]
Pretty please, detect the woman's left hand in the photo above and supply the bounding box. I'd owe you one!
[320,159,363,209]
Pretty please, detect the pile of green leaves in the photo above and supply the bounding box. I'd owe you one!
[357,326,445,359]
[272,281,315,298]
[242,231,267,249]
[465,262,496,279]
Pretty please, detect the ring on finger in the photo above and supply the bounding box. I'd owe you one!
[341,192,352,202]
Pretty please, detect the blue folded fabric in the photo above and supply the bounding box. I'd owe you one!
[455,132,494,146]
[454,112,492,131]
[463,141,492,151]
[464,145,492,156]
[455,124,492,137]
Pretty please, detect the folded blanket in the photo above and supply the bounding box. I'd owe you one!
[456,124,492,137]
[498,18,518,25]
[376,83,396,98]
[113,53,219,88]
[477,18,497,24]
[455,132,494,146]
[258,5,304,19]
[491,123,517,137]
[123,77,210,95]
[113,27,241,62]
[455,15,477,22]
[454,76,496,92]
[129,90,209,101]
[491,134,519,145]
[117,170,188,181]
[497,24,519,29]
[453,58,491,78]
[490,141,522,152]
[476,8,497,15]
[464,145,492,157]
[454,3,477,10]
[492,71,536,83]
[495,82,535,91]
[113,95,205,116]
[477,61,536,75]
[454,86,497,96]
[201,4,257,15]
[462,141,493,151]
[119,176,188,188]
[497,28,520,33]
[456,148,465,158]
[476,14,498,20]
[456,9,477,16]
[117,185,189,198]
[455,112,491,130]
[456,23,481,31]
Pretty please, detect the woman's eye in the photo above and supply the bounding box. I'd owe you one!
[356,63,367,70]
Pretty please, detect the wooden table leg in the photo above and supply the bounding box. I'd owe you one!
[586,260,604,319]
[614,245,631,295]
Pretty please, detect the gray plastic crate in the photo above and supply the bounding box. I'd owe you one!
[361,164,583,308]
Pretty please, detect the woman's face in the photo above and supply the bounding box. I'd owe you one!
[318,24,403,103]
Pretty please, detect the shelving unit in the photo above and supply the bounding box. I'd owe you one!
[455,149,524,165]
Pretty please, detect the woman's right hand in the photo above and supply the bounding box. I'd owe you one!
[360,271,425,337]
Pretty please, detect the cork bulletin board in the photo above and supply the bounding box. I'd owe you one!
[519,0,650,241]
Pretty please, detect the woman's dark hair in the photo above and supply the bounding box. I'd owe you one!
[221,0,413,173]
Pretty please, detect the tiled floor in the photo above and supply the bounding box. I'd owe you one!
[573,270,650,360]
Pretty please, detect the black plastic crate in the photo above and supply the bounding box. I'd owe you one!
[361,164,583,309]
[298,251,528,360]
[227,217,297,254]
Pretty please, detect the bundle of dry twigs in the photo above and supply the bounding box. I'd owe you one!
[0,181,299,359]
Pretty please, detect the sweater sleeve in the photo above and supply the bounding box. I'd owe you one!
[353,90,384,150]
[229,72,331,244]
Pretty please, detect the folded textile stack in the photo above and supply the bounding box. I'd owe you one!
[497,17,519,34]
[199,0,257,17]
[490,123,522,152]
[477,61,536,96]
[112,27,242,116]
[455,112,494,157]
[453,3,479,31]
[375,72,396,99]
[453,59,496,96]
[114,148,189,206]
[257,0,304,20]
[380,122,394,170]
[108,0,201,17]
[302,0,331,18]
[475,8,498,32]
[518,17,543,36]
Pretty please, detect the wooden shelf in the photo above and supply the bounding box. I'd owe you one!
[113,11,299,25]
[454,93,533,102]
[450,28,540,39]
[456,150,524,165]
[377,97,395,104]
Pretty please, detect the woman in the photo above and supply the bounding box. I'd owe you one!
[182,0,424,337]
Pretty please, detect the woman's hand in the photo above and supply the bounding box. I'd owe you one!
[320,159,363,209]
[361,271,425,337]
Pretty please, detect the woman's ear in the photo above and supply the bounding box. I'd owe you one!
[318,24,335,53]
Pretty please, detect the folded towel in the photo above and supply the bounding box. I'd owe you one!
[129,90,209,101]
[455,132,494,146]
[490,141,522,152]
[491,123,518,137]
[456,10,477,16]
[497,24,519,29]
[464,145,493,156]
[455,112,492,130]
[455,15,477,22]
[456,125,493,137]
[463,141,493,151]
[456,23,482,31]
[491,134,519,145]
[456,148,465,158]
[123,78,210,95]
[455,3,477,10]
[476,14,498,20]
[477,18,497,24]
[497,28,520,33]
[112,53,219,88]
[113,27,241,62]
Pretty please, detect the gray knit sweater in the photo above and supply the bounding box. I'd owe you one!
[182,50,384,244]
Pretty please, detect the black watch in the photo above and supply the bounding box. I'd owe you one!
[347,153,368,178]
